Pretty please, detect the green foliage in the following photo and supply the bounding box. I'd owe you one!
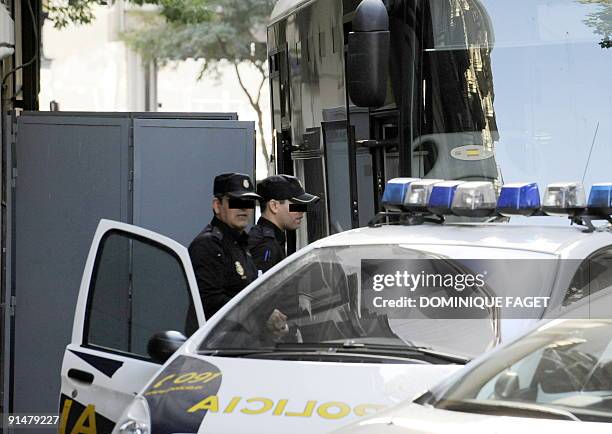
[157,0,213,24]
[578,0,612,48]
[122,0,274,70]
[47,0,110,28]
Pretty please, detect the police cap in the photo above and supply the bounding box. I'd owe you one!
[213,173,261,200]
[257,175,320,204]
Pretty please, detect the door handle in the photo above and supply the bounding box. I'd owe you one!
[67,369,94,385]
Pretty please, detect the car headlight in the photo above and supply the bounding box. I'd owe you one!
[116,396,151,434]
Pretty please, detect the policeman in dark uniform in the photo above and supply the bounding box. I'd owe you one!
[185,173,260,335]
[249,174,319,274]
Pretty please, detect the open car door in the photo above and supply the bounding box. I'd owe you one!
[58,219,205,434]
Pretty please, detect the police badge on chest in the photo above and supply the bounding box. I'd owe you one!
[235,261,246,279]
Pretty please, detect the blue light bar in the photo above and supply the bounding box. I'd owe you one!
[496,183,541,216]
[427,181,464,215]
[542,182,586,216]
[588,183,612,215]
[381,178,419,211]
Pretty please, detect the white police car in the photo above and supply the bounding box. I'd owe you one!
[58,180,612,434]
[332,291,612,434]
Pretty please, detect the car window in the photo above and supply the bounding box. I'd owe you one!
[84,230,193,359]
[433,320,612,422]
[564,247,612,307]
[475,349,544,400]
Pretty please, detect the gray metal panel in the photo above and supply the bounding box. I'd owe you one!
[13,114,130,418]
[133,119,255,246]
[1,110,14,418]
[132,112,238,121]
[22,111,238,120]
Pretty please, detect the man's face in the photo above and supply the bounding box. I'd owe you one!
[212,196,253,231]
[275,200,305,231]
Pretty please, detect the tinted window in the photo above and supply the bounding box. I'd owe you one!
[564,247,612,307]
[86,234,131,352]
[85,231,193,358]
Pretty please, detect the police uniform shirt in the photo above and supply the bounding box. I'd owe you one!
[188,216,258,326]
[248,217,287,274]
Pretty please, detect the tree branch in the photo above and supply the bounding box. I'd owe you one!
[232,62,270,169]
[255,73,266,105]
[232,62,258,109]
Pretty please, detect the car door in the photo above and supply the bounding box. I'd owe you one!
[58,219,205,434]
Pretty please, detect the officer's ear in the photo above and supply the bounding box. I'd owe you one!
[212,196,223,215]
[268,199,282,215]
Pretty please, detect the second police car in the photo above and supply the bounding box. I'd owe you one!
[58,179,612,434]
[332,290,612,433]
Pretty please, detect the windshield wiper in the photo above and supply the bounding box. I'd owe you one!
[198,348,275,357]
[275,342,469,364]
[436,399,580,421]
[199,342,469,364]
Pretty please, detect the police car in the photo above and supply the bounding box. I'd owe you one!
[332,291,612,434]
[58,180,612,434]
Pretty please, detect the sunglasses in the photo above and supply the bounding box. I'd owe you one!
[289,203,308,212]
[228,198,256,209]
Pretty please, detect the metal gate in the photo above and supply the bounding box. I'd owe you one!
[3,111,254,428]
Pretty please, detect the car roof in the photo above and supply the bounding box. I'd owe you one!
[312,223,612,255]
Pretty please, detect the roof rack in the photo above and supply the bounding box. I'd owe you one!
[571,213,612,233]
[368,211,444,228]
[367,206,612,233]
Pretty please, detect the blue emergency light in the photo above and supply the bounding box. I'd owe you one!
[496,182,541,216]
[427,181,464,215]
[381,178,419,211]
[588,183,612,215]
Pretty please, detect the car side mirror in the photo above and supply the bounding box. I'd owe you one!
[147,330,187,364]
[494,371,519,399]
[347,0,390,108]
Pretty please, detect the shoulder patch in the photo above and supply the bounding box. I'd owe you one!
[197,225,224,242]
[262,226,276,239]
[210,226,223,240]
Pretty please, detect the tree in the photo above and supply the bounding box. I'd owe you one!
[46,0,108,29]
[578,0,612,49]
[46,0,275,166]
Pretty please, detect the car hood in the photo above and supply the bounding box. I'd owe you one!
[331,402,611,434]
[140,354,462,434]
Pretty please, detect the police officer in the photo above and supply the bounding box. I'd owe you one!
[185,173,260,334]
[249,174,319,274]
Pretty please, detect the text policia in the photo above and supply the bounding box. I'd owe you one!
[185,395,386,420]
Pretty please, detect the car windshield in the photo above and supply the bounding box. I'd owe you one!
[430,320,612,422]
[198,244,557,359]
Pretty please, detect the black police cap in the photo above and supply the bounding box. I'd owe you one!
[257,174,320,204]
[213,173,261,200]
